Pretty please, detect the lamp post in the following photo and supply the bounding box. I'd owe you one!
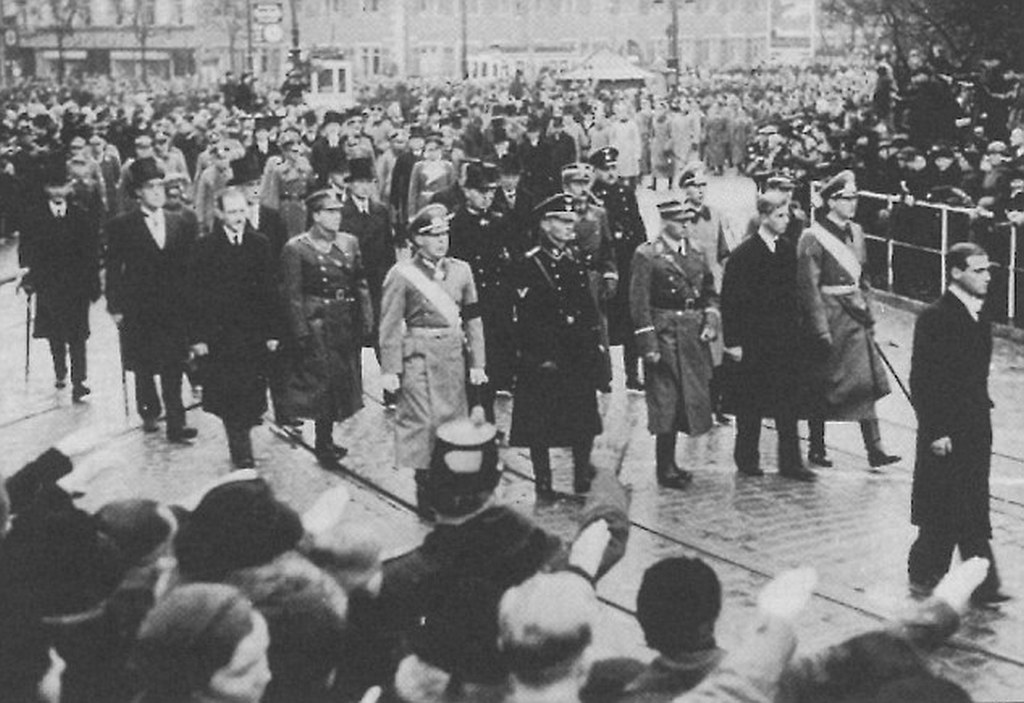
[289,0,300,72]
[459,0,467,80]
[246,0,254,73]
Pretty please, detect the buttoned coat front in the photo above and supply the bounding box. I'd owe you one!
[279,231,373,422]
[631,236,717,435]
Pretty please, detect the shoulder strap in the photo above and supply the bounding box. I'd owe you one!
[810,223,862,283]
[397,262,462,328]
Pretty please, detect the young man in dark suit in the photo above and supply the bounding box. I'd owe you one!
[105,158,199,441]
[721,191,816,482]
[908,242,1009,605]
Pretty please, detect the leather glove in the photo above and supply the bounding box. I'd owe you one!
[469,367,488,385]
[381,373,401,394]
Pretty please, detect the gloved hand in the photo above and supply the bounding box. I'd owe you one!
[469,367,488,385]
[380,373,401,394]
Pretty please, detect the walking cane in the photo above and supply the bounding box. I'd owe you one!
[24,293,32,382]
[874,339,913,406]
[117,328,130,419]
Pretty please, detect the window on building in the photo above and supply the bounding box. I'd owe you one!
[360,45,384,75]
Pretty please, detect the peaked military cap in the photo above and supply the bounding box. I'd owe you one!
[589,146,619,170]
[410,203,454,236]
[532,192,577,220]
[561,162,595,183]
[820,170,858,201]
[305,189,344,211]
[656,199,699,222]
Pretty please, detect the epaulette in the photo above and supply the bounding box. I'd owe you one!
[525,246,541,259]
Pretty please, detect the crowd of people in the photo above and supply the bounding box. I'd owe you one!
[0,45,1018,703]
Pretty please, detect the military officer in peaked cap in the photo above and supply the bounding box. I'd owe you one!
[630,200,719,489]
[562,161,617,392]
[509,193,604,499]
[379,203,487,514]
[279,189,374,464]
[589,146,648,391]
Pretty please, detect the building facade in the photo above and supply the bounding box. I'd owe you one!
[9,0,781,85]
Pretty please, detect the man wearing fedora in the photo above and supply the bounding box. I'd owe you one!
[341,157,395,375]
[106,157,200,440]
[310,110,347,188]
[19,165,101,402]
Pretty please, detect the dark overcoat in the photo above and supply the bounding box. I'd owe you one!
[909,292,993,536]
[280,231,373,422]
[105,209,198,372]
[187,223,278,425]
[592,179,647,346]
[340,196,395,343]
[509,244,603,448]
[19,203,100,341]
[720,234,802,416]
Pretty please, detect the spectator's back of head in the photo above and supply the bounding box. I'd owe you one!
[636,557,721,654]
[498,572,598,690]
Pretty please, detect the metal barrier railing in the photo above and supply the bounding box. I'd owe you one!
[809,184,1022,327]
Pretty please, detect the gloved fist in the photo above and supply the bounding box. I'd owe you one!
[380,373,401,394]
[469,367,488,385]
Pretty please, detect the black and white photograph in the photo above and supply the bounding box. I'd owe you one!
[1,0,1024,701]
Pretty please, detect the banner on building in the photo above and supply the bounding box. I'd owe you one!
[767,0,815,64]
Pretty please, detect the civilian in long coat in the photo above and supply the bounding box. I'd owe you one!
[187,188,279,468]
[590,147,648,391]
[607,102,643,187]
[631,201,718,490]
[407,135,458,218]
[106,158,199,440]
[650,103,675,190]
[510,194,604,498]
[341,157,396,355]
[908,243,1005,603]
[280,190,374,463]
[721,192,815,481]
[18,176,101,400]
[797,172,899,470]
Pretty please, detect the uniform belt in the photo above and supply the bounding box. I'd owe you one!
[407,326,462,338]
[652,298,700,311]
[304,289,354,301]
[820,284,858,295]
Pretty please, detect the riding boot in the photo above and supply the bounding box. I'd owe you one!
[862,419,900,467]
[655,433,692,489]
[530,447,555,499]
[314,418,347,463]
[572,438,596,494]
[807,419,832,467]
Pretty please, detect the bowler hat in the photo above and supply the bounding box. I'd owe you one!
[346,157,376,182]
[128,157,165,191]
[227,156,262,186]
[464,161,499,191]
[322,110,345,127]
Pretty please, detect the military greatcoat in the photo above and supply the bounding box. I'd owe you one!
[591,178,647,347]
[630,235,718,436]
[379,254,485,471]
[280,231,373,422]
[796,217,890,420]
[509,244,603,448]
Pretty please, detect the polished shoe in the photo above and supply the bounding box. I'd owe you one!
[573,465,596,494]
[625,377,645,392]
[535,477,556,501]
[780,465,818,482]
[382,390,398,409]
[868,450,901,468]
[232,456,256,470]
[275,416,303,428]
[908,580,935,598]
[72,384,91,402]
[315,442,348,462]
[142,417,160,433]
[55,377,68,389]
[808,450,834,468]
[657,468,693,489]
[167,426,199,442]
[714,412,732,426]
[971,589,1012,606]
[736,464,765,477]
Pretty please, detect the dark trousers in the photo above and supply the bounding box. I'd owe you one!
[809,418,884,454]
[530,438,593,481]
[135,364,186,429]
[49,337,87,385]
[623,337,641,383]
[735,412,801,470]
[908,526,1000,594]
[224,421,254,463]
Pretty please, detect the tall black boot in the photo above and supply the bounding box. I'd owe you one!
[225,422,255,469]
[862,419,900,468]
[807,419,832,467]
[530,447,555,499]
[414,470,435,520]
[314,419,347,463]
[624,341,644,391]
[571,439,596,494]
[655,433,692,489]
[709,367,729,424]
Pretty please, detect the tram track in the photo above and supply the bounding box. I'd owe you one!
[259,397,1024,673]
